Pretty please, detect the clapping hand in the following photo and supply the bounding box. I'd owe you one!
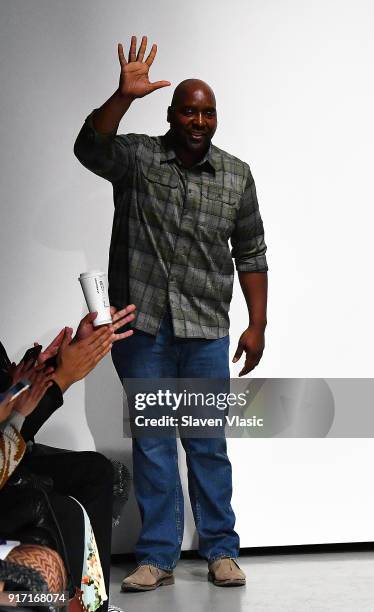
[75,304,136,341]
[35,328,66,366]
[9,359,36,386]
[52,325,116,392]
[12,369,54,417]
[51,305,136,391]
[8,328,66,385]
[0,368,54,421]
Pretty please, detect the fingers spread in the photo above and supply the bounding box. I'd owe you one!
[112,304,136,322]
[150,80,171,92]
[136,35,147,62]
[145,43,157,66]
[129,35,137,62]
[113,329,134,342]
[113,313,135,331]
[118,43,127,67]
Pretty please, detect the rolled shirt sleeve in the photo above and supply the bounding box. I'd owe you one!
[74,112,138,184]
[231,169,268,272]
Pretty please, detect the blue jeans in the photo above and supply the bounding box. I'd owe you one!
[111,310,240,570]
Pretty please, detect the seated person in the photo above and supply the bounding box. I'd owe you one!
[0,304,135,612]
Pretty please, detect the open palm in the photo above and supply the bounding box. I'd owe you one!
[118,35,170,99]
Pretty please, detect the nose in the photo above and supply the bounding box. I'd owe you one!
[192,112,204,127]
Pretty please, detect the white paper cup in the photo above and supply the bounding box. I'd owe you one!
[78,270,112,327]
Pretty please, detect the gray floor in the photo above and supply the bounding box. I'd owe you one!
[109,552,374,612]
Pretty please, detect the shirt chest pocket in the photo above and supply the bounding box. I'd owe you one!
[139,163,179,197]
[199,185,241,236]
[137,163,179,226]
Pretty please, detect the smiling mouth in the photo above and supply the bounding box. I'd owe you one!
[189,132,206,141]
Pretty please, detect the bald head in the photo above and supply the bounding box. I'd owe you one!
[170,79,216,108]
[167,78,217,166]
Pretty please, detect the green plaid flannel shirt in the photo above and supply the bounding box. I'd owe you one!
[74,115,268,338]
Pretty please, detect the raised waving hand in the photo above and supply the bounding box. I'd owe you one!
[118,35,170,99]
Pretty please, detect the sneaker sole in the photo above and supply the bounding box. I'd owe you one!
[208,571,246,587]
[121,575,175,592]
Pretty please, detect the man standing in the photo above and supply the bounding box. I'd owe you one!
[74,35,268,591]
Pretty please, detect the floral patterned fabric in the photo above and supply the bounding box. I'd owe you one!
[70,497,107,612]
[1,422,107,611]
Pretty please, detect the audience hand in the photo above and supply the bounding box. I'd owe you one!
[35,328,66,366]
[7,330,64,387]
[52,326,116,393]
[4,304,136,400]
[12,370,54,417]
[75,304,136,341]
[8,359,36,386]
[0,367,54,422]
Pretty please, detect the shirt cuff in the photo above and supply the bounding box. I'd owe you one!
[235,255,268,272]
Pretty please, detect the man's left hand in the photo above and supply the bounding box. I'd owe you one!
[232,324,265,376]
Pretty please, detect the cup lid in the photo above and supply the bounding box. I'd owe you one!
[79,270,105,280]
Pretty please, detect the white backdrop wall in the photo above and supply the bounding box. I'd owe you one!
[1,0,374,553]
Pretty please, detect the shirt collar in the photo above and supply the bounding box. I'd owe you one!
[160,131,216,175]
